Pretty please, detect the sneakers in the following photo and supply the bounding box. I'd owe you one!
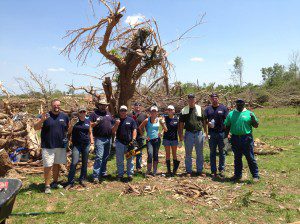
[64,183,74,190]
[117,176,124,182]
[79,180,87,187]
[50,182,63,189]
[92,178,100,184]
[253,177,260,182]
[45,186,51,194]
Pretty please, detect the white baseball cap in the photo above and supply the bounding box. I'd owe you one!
[167,105,175,110]
[120,105,128,111]
[150,106,158,111]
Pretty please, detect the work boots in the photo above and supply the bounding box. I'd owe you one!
[173,159,180,176]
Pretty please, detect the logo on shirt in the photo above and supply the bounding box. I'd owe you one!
[59,119,65,122]
[85,124,90,127]
[126,122,131,125]
[218,111,223,114]
[106,115,110,117]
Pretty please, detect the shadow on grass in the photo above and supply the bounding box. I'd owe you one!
[19,182,45,194]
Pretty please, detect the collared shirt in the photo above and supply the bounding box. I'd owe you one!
[224,108,259,135]
[72,118,91,146]
[89,110,114,138]
[204,104,228,133]
[163,115,179,140]
[116,116,137,145]
[41,111,69,149]
[179,105,204,132]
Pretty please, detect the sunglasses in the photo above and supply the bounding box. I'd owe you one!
[79,111,86,113]
[120,109,127,112]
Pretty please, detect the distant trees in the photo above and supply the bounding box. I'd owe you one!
[230,56,244,87]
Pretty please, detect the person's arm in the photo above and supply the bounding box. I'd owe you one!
[203,118,208,139]
[34,112,47,130]
[159,117,168,132]
[138,118,148,136]
[178,121,184,141]
[112,118,121,134]
[89,125,94,145]
[132,129,137,140]
[250,112,259,128]
[224,114,231,139]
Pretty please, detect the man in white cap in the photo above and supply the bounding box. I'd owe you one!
[112,105,137,181]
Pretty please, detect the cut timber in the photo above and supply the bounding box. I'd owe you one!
[0,148,13,177]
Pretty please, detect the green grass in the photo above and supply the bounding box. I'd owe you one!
[8,107,300,224]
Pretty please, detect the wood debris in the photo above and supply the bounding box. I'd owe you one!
[254,138,284,155]
[121,184,158,196]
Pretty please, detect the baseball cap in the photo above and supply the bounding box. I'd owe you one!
[167,105,175,110]
[235,99,245,103]
[188,93,195,99]
[98,98,109,105]
[78,106,87,112]
[120,105,128,111]
[150,106,158,111]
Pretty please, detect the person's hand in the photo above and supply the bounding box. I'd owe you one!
[178,141,183,148]
[71,117,78,126]
[115,118,121,125]
[204,133,209,140]
[159,117,165,125]
[40,112,48,122]
[90,144,95,153]
[227,134,231,140]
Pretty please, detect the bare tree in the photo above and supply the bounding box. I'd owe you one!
[230,56,244,87]
[62,0,174,108]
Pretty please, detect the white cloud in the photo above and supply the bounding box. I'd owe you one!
[125,14,145,26]
[47,67,66,72]
[190,57,204,62]
[52,46,63,51]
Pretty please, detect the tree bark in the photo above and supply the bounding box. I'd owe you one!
[0,148,13,177]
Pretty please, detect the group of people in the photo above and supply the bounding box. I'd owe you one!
[34,93,260,194]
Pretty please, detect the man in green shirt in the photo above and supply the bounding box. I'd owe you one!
[224,99,260,182]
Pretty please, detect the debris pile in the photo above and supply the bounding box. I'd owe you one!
[121,184,159,196]
[254,138,284,155]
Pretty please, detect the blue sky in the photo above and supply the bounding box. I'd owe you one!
[0,0,299,93]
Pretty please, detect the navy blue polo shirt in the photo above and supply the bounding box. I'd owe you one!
[41,111,69,149]
[89,110,114,138]
[72,118,91,146]
[204,104,228,133]
[116,116,137,145]
[163,116,179,141]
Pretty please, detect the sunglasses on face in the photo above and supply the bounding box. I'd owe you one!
[120,109,127,112]
[79,111,86,114]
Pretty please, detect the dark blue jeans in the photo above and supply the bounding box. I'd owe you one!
[135,138,144,169]
[209,131,226,173]
[92,137,111,179]
[231,134,259,178]
[147,138,161,163]
[67,144,90,184]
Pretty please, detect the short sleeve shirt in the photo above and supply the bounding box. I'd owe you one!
[72,118,91,146]
[41,111,69,149]
[224,109,259,135]
[179,107,203,132]
[116,116,137,145]
[204,104,229,133]
[89,110,114,138]
[163,116,179,140]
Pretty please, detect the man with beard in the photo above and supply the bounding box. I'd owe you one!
[224,99,260,182]
[89,99,116,183]
[128,102,147,172]
[34,99,69,194]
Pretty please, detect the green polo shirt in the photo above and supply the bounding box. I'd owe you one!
[224,109,258,135]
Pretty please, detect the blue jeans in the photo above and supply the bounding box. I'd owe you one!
[115,140,134,177]
[67,144,90,184]
[209,131,226,173]
[231,134,259,178]
[92,137,111,179]
[135,138,144,169]
[184,131,204,173]
[147,138,161,163]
